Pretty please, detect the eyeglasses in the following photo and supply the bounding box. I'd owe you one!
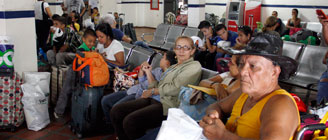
[174,45,192,51]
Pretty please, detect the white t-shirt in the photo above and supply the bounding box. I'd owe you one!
[52,27,64,42]
[34,1,50,20]
[96,39,124,61]
[64,0,85,13]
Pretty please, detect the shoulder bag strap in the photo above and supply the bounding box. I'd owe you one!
[41,2,49,20]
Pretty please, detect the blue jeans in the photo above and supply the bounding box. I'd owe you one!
[317,71,328,103]
[134,41,153,52]
[136,127,160,140]
[101,91,136,124]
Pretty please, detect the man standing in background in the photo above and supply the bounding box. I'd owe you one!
[61,0,86,18]
[114,12,123,30]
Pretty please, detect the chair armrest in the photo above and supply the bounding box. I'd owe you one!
[141,33,154,42]
[107,61,130,71]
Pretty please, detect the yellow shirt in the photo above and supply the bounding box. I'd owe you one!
[225,89,300,139]
[74,23,80,32]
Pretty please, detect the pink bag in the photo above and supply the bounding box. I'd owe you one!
[289,28,302,35]
[216,58,231,73]
[299,114,328,140]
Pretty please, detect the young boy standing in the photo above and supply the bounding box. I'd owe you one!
[54,28,97,120]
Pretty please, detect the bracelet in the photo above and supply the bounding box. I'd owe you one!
[210,81,216,87]
[151,88,155,95]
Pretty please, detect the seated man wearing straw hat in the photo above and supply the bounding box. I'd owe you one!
[200,33,300,140]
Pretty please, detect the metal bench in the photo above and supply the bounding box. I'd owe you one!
[306,22,322,33]
[161,25,185,51]
[182,27,200,37]
[282,41,304,61]
[142,23,171,49]
[201,68,218,80]
[121,41,135,64]
[280,45,328,103]
[126,46,155,71]
[150,53,163,69]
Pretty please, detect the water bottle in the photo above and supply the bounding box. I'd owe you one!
[39,48,47,61]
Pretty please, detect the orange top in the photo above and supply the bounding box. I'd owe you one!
[225,89,300,139]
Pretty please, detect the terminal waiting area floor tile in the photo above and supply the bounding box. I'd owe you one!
[0,112,117,140]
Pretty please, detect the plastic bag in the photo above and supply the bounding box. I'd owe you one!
[309,105,328,119]
[156,108,207,140]
[21,72,50,131]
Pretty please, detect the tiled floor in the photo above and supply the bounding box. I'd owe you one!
[135,27,156,42]
[0,109,117,140]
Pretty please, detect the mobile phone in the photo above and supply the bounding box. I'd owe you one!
[316,9,328,19]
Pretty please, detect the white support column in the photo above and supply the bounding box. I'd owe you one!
[188,0,205,27]
[99,0,117,15]
[0,0,38,75]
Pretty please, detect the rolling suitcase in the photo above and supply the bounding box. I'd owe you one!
[69,85,104,138]
[123,23,137,43]
[0,72,24,131]
[50,65,69,105]
[128,23,137,42]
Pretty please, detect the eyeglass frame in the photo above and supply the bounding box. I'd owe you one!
[173,45,193,51]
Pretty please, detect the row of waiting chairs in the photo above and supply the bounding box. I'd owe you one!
[121,41,218,80]
[142,24,201,51]
[281,41,328,102]
[124,39,326,89]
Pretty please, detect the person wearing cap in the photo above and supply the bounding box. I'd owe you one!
[200,33,300,140]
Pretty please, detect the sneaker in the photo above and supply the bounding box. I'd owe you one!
[53,112,67,124]
[53,112,63,119]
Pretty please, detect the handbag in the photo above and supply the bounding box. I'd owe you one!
[113,67,137,92]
